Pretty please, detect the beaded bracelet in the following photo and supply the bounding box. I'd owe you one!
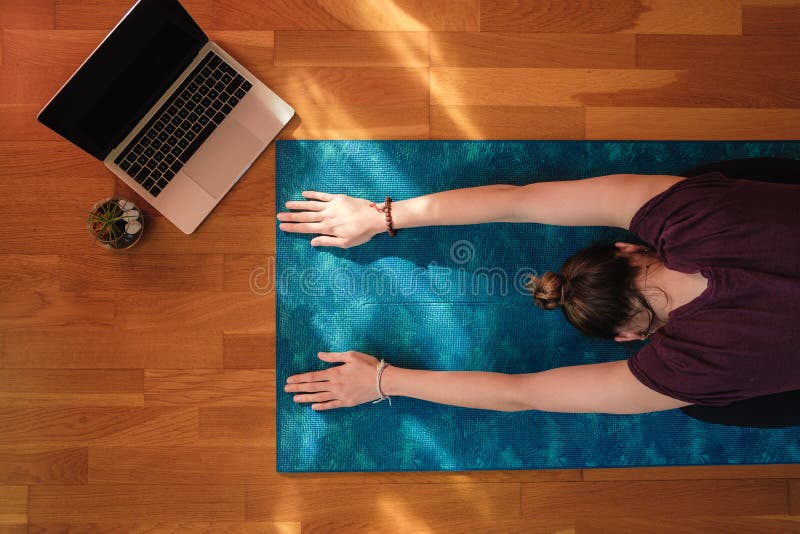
[371,359,392,406]
[368,196,397,237]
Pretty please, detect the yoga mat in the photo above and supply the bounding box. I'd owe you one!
[276,141,800,473]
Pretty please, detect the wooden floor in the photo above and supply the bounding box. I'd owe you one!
[2,0,800,532]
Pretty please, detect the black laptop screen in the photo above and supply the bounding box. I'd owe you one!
[38,0,207,160]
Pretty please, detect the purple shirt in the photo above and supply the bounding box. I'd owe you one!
[627,173,800,406]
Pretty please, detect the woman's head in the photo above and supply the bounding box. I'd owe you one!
[527,242,659,341]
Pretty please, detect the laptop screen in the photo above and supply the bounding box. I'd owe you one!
[38,0,207,160]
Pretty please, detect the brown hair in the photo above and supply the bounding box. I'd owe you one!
[527,243,655,339]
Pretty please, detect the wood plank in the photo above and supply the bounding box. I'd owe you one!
[0,407,199,447]
[0,291,115,331]
[0,486,27,526]
[212,0,480,31]
[246,482,520,521]
[301,518,574,533]
[0,142,114,255]
[687,69,800,108]
[223,332,275,369]
[274,31,428,67]
[199,407,274,446]
[0,447,87,484]
[744,0,800,35]
[106,211,275,254]
[637,35,800,70]
[0,255,59,292]
[144,369,275,407]
[0,105,64,141]
[281,103,430,139]
[585,107,800,139]
[430,32,636,68]
[585,464,800,481]
[0,369,143,407]
[207,30,275,72]
[59,254,225,292]
[521,480,789,519]
[54,0,213,29]
[89,446,277,484]
[115,291,272,332]
[480,0,741,34]
[28,485,245,522]
[575,514,800,532]
[258,67,429,106]
[0,0,54,29]
[431,106,584,140]
[1,328,222,369]
[223,255,274,294]
[0,30,106,105]
[362,469,582,484]
[430,68,687,107]
[28,522,300,534]
[792,479,799,514]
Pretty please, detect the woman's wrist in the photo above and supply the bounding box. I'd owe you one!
[379,364,402,397]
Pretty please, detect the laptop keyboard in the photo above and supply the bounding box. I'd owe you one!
[114,51,253,198]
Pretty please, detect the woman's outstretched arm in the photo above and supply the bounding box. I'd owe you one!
[277,174,683,248]
[284,351,690,414]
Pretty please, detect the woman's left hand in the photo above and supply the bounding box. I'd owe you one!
[284,351,380,410]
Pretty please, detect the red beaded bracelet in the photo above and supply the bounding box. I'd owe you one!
[369,196,397,237]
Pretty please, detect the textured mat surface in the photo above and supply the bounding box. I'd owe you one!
[276,141,800,472]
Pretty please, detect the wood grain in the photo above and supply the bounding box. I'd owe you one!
[0,486,27,525]
[89,446,276,485]
[144,369,275,406]
[54,0,214,30]
[0,369,143,407]
[274,31,429,67]
[744,0,800,35]
[430,68,687,107]
[1,328,223,369]
[522,480,789,518]
[0,408,199,447]
[586,107,800,139]
[430,32,637,68]
[481,0,742,34]
[3,1,800,531]
[637,35,800,70]
[212,0,480,31]
[431,105,584,139]
[0,447,88,485]
[28,522,300,534]
[28,485,246,522]
[246,482,520,522]
[223,332,275,369]
[199,407,274,446]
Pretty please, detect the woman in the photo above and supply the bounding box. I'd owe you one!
[278,169,800,426]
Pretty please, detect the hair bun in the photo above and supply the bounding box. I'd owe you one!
[527,271,565,310]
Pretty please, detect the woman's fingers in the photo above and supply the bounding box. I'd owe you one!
[284,200,326,211]
[278,222,325,234]
[277,210,324,223]
[310,236,348,248]
[312,400,345,411]
[293,391,337,404]
[302,191,336,201]
[286,369,329,384]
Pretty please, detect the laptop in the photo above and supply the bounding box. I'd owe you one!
[38,0,294,234]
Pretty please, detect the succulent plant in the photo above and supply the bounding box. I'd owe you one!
[87,198,144,249]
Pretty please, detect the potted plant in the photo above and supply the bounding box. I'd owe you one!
[87,197,144,250]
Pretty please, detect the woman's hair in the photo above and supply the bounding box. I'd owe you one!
[527,243,654,339]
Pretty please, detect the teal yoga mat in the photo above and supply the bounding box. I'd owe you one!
[276,141,800,473]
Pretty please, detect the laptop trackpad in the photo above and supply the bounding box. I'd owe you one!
[183,119,264,199]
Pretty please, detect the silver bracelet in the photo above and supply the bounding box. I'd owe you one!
[371,359,392,406]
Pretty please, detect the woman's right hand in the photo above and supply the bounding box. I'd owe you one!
[277,191,386,248]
